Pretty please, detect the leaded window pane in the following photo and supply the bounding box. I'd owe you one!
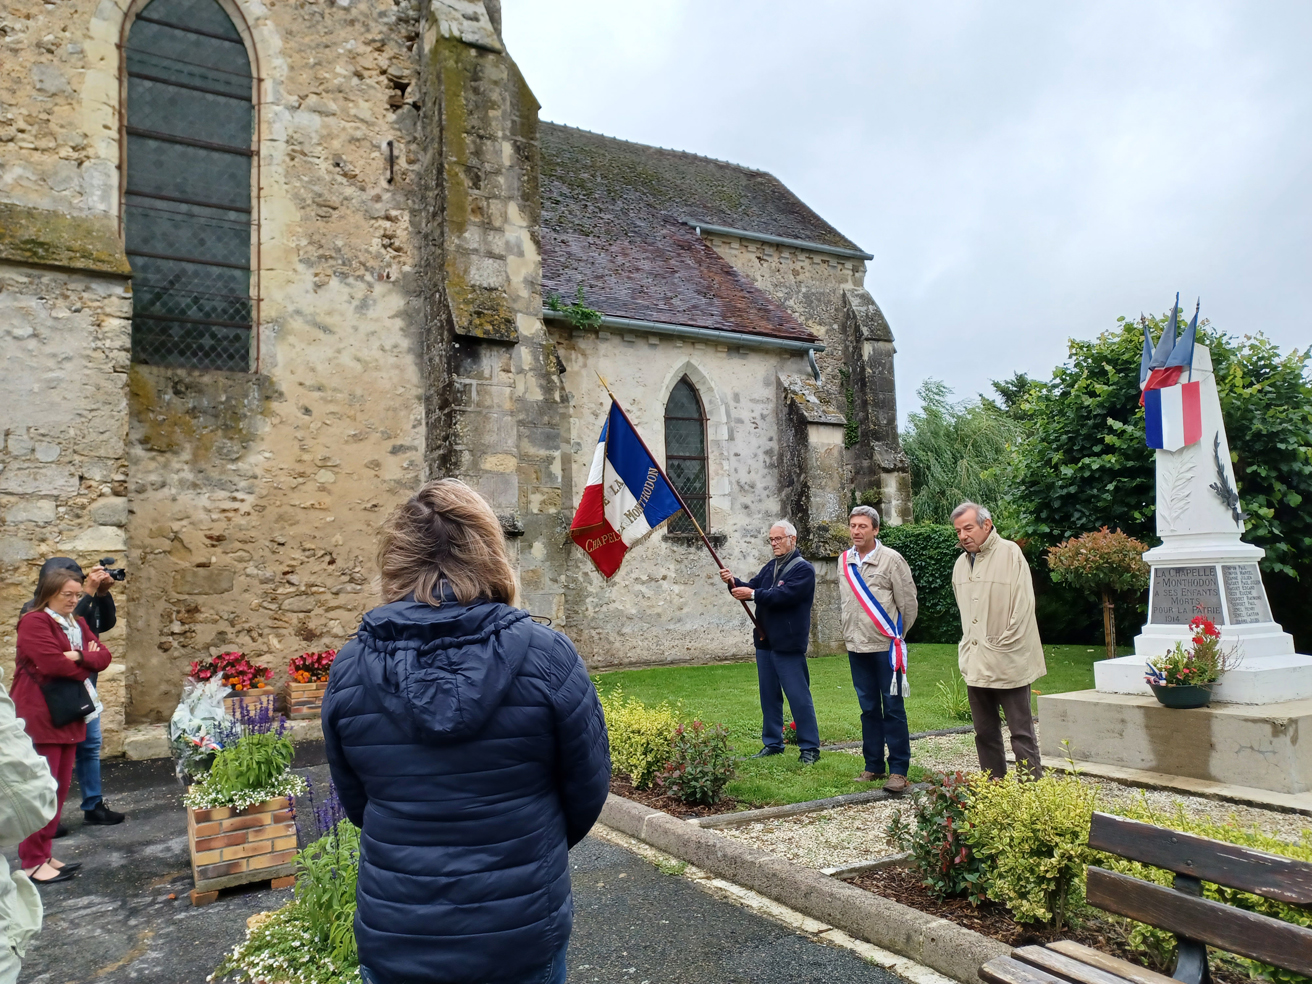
[665,377,709,534]
[125,0,254,371]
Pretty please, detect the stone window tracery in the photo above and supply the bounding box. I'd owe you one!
[123,0,255,371]
[664,376,709,533]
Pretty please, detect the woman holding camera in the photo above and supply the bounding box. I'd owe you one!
[12,566,112,883]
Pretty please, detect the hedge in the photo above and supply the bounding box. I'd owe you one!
[878,523,963,643]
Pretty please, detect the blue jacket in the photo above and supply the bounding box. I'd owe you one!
[321,594,611,984]
[733,550,816,654]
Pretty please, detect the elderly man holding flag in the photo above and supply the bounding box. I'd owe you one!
[839,505,918,794]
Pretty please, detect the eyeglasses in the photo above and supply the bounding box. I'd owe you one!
[768,536,792,543]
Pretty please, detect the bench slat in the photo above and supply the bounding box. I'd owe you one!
[981,956,1071,984]
[1044,942,1178,984]
[1012,944,1138,984]
[1086,866,1312,976]
[1089,813,1312,905]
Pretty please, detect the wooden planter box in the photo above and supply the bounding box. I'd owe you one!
[223,688,278,721]
[186,793,298,905]
[283,679,328,719]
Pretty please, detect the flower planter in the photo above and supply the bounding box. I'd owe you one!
[1148,683,1213,709]
[283,679,328,719]
[186,793,298,905]
[223,688,278,721]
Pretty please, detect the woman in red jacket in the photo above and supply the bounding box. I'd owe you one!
[13,567,112,884]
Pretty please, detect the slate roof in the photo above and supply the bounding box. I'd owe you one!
[540,123,864,343]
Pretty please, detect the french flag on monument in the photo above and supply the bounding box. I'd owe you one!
[570,402,683,578]
[1140,294,1203,452]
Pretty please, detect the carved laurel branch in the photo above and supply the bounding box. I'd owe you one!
[1208,432,1249,527]
[1158,448,1195,533]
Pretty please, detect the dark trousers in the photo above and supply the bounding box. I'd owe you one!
[756,649,820,752]
[361,941,568,984]
[967,684,1042,779]
[847,650,910,776]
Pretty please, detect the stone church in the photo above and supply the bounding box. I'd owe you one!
[0,0,910,752]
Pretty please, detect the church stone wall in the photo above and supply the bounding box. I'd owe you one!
[552,327,851,666]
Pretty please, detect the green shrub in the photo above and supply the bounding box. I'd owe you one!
[212,902,360,984]
[295,819,360,968]
[599,687,679,789]
[961,770,1100,930]
[657,720,736,806]
[184,731,304,812]
[1101,799,1312,984]
[887,771,986,902]
[878,524,962,643]
[935,675,972,722]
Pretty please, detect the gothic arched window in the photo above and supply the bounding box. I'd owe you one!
[124,0,255,371]
[664,377,709,533]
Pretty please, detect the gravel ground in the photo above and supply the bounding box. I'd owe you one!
[725,728,1310,869]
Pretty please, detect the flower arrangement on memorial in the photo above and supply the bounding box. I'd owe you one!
[288,648,337,683]
[189,650,272,691]
[183,699,305,811]
[782,720,799,745]
[1144,615,1235,687]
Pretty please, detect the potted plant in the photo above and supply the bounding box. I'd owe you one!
[1144,615,1235,708]
[284,649,336,719]
[191,651,275,719]
[183,708,306,905]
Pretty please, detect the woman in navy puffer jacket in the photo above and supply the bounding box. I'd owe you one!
[322,479,611,984]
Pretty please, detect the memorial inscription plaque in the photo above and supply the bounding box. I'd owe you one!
[1150,566,1222,624]
[1221,564,1272,624]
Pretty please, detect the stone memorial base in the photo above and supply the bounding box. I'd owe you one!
[1095,652,1312,703]
[1038,690,1312,796]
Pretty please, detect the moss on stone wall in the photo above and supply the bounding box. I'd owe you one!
[0,202,132,277]
[129,365,281,463]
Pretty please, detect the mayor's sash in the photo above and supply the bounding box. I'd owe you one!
[842,546,909,696]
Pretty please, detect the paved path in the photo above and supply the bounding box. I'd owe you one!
[12,749,908,984]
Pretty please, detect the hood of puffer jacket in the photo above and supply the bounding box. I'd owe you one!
[352,595,535,744]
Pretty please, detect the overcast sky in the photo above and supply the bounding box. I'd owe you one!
[501,1,1312,421]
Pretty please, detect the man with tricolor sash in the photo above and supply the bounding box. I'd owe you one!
[950,502,1045,779]
[838,506,918,794]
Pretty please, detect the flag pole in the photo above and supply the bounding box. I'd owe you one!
[594,373,765,640]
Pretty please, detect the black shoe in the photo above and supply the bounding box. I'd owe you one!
[54,824,68,839]
[751,747,785,758]
[51,861,81,873]
[84,802,125,826]
[799,749,820,765]
[30,866,75,885]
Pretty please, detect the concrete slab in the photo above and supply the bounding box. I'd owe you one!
[1038,690,1312,796]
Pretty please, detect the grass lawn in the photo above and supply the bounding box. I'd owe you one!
[594,644,1128,806]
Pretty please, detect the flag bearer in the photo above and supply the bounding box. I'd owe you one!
[839,506,918,793]
[719,521,820,764]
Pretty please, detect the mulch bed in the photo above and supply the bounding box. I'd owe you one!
[608,776,740,820]
[852,866,1248,984]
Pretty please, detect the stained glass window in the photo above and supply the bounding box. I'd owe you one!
[124,0,254,371]
[665,377,708,533]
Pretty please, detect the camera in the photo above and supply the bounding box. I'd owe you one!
[99,557,127,581]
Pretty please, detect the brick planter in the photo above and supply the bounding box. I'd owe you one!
[283,679,328,719]
[223,688,278,721]
[186,794,298,905]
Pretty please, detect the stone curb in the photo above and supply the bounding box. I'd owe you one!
[692,785,914,829]
[599,794,1008,984]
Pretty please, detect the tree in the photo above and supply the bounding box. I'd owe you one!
[1047,528,1151,659]
[1008,316,1312,648]
[901,379,1023,525]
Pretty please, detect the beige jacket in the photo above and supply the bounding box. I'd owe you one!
[0,668,57,962]
[951,529,1046,689]
[838,542,918,653]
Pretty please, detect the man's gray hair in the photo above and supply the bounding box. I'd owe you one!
[849,505,880,527]
[951,501,992,525]
[770,520,797,537]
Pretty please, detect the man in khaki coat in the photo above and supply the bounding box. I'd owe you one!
[950,502,1045,778]
[838,505,918,793]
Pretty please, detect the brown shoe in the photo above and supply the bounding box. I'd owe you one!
[853,771,887,782]
[884,774,909,794]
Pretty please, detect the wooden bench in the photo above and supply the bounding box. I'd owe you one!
[980,812,1312,984]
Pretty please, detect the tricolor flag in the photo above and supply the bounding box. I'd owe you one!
[570,402,684,578]
[1140,294,1203,451]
